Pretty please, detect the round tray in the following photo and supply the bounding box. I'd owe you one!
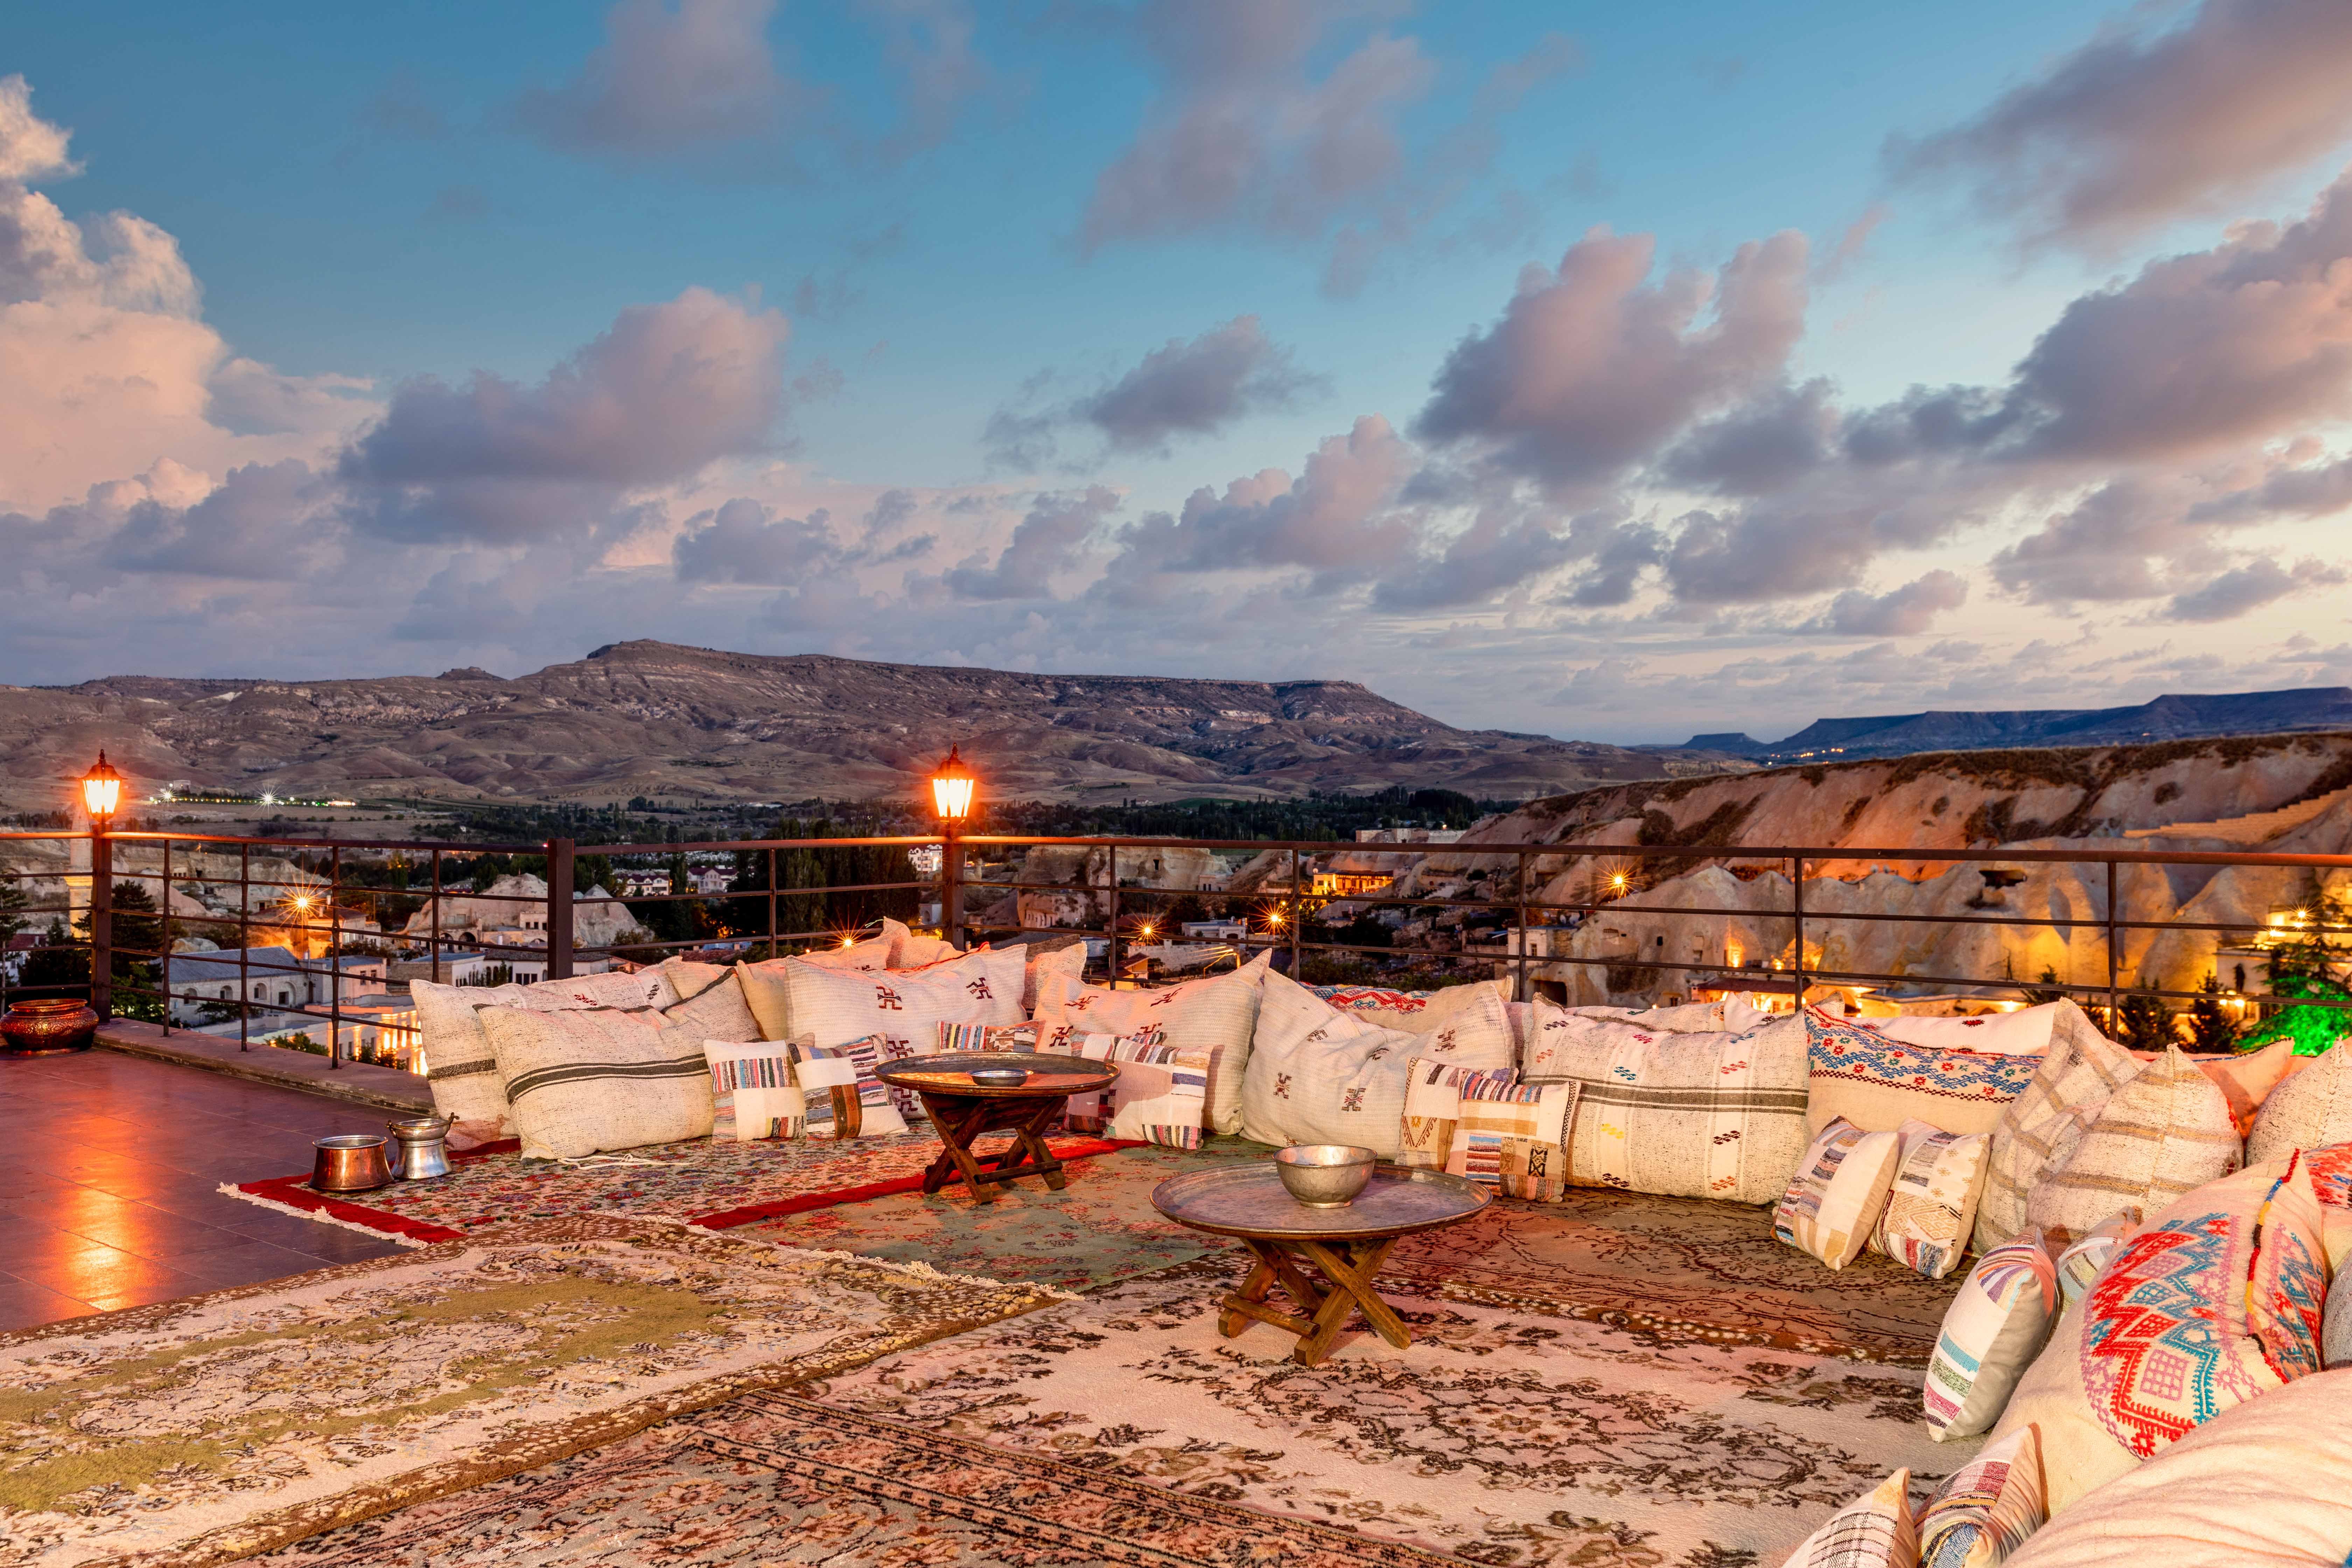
[1151,1162,1490,1241]
[873,1051,1119,1097]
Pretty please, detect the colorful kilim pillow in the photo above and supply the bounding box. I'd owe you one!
[2248,1039,2352,1167]
[2025,1044,2241,1246]
[1870,1118,1990,1279]
[1310,984,1432,1013]
[1399,1058,1517,1169]
[1805,1009,2041,1137]
[1305,978,1511,1035]
[701,1039,805,1141]
[2077,1155,2328,1461]
[1975,1006,2141,1254]
[788,1033,909,1138]
[1783,1471,1917,1567]
[1916,1425,2045,1568]
[1035,952,1269,1134]
[2054,1213,2135,1310]
[1445,1077,1579,1200]
[1774,1116,1903,1270]
[1521,1004,1811,1204]
[1063,1027,1201,1149]
[478,1003,712,1161]
[1925,1228,2059,1440]
[2310,1139,2352,1207]
[936,1020,1042,1053]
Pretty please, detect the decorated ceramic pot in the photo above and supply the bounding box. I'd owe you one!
[0,998,99,1056]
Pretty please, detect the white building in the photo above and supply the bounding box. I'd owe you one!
[162,947,386,1024]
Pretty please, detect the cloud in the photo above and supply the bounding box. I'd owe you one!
[985,315,1322,466]
[1414,227,1810,486]
[0,75,76,183]
[1820,569,1968,635]
[514,0,795,159]
[1891,0,2352,250]
[862,0,1000,162]
[673,497,847,583]
[2165,555,2347,621]
[943,486,1119,598]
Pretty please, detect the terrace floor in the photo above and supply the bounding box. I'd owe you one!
[0,1049,406,1330]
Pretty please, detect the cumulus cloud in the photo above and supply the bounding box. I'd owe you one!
[0,75,75,183]
[1892,0,2352,250]
[514,0,794,158]
[943,486,1119,598]
[2165,556,2347,621]
[986,315,1321,467]
[1415,227,1809,486]
[673,497,847,583]
[1819,569,1969,635]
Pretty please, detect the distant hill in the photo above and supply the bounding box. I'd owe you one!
[0,640,1745,810]
[1657,688,2352,764]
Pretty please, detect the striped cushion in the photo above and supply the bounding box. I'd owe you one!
[2024,1044,2241,1246]
[937,1020,1043,1053]
[1784,1470,1917,1566]
[1917,1425,2044,1567]
[1446,1077,1579,1200]
[1925,1229,2058,1439]
[1976,1004,2139,1253]
[1774,1116,1902,1269]
[701,1039,804,1141]
[1870,1119,1990,1279]
[788,1034,908,1138]
[478,1003,713,1160]
[1069,1028,1204,1150]
[1398,1058,1518,1170]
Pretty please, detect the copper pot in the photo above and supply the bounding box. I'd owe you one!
[0,999,99,1056]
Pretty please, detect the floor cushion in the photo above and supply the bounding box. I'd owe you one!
[701,1037,805,1141]
[657,962,762,1043]
[1521,1007,1811,1203]
[2248,1039,2352,1165]
[1398,1058,1518,1169]
[780,947,1024,1068]
[936,1020,1044,1052]
[478,1003,712,1160]
[523,967,681,1010]
[789,1034,908,1138]
[1977,1017,2142,1254]
[1805,1009,2042,1137]
[2125,1039,2304,1138]
[1774,1116,1903,1269]
[1917,1424,2046,1567]
[414,976,658,1140]
[2053,1214,2135,1310]
[2002,1368,2352,1566]
[1783,1470,1917,1566]
[1036,952,1269,1133]
[1926,1228,2059,1440]
[2024,1045,2241,1245]
[1241,969,1510,1156]
[1870,1118,1990,1279]
[886,917,959,968]
[1313,977,1511,1034]
[1445,1078,1580,1199]
[1065,1028,1205,1150]
[1867,1002,2067,1056]
[1020,938,1087,1011]
[793,930,898,971]
[1574,996,1769,1032]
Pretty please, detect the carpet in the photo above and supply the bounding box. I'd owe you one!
[798,1251,1984,1566]
[220,1130,1136,1247]
[0,1217,1059,1568]
[737,1139,1269,1291]
[244,1390,1452,1568]
[1387,1186,1963,1365]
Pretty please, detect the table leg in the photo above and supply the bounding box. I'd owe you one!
[1295,1238,1409,1356]
[1218,1238,1322,1339]
[1011,1098,1069,1190]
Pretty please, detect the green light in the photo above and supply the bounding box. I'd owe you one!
[2238,973,2352,1058]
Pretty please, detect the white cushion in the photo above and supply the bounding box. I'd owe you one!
[1867,1003,2064,1056]
[2248,1040,2352,1165]
[2322,1269,2351,1371]
[1870,1118,1989,1279]
[1773,1116,1902,1269]
[1034,952,1269,1134]
[1241,969,1511,1157]
[1977,1008,2142,1253]
[524,966,680,1010]
[782,947,1025,1068]
[1925,1228,2058,1440]
[413,976,643,1139]
[2024,1044,2241,1246]
[479,1003,712,1160]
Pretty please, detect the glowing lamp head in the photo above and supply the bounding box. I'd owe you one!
[1267,910,1285,929]
[929,745,976,823]
[80,751,123,821]
[840,935,855,949]
[1139,924,1155,939]
[1609,872,1627,891]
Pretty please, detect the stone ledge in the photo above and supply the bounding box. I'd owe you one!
[94,1021,435,1115]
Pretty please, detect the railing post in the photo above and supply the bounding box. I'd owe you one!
[546,837,575,980]
[766,846,779,962]
[328,843,343,1069]
[1515,846,1532,1003]
[942,821,964,951]
[1790,854,1807,1011]
[238,843,251,1050]
[429,847,442,985]
[1289,848,1303,979]
[1106,845,1121,985]
[2105,858,2119,1029]
[88,825,112,1021]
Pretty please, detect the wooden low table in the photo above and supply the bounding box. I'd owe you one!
[1151,1163,1490,1366]
[874,1052,1120,1204]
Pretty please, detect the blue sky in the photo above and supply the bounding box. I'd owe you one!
[6,0,2352,744]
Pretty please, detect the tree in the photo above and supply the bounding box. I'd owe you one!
[0,875,27,946]
[2185,972,2239,1054]
[2115,987,2175,1052]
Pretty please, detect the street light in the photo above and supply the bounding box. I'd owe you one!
[80,752,123,822]
[79,752,124,1023]
[930,747,976,951]
[930,746,976,823]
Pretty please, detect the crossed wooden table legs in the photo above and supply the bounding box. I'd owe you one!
[1218,1235,1412,1367]
[911,1090,1072,1205]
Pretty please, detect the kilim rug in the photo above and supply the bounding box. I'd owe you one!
[245,1390,1451,1568]
[219,1130,1135,1246]
[0,1217,1059,1568]
[799,1251,1986,1566]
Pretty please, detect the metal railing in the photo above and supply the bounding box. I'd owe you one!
[5,827,2348,1069]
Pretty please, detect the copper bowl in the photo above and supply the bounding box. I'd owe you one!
[312,1135,394,1192]
[0,999,99,1056]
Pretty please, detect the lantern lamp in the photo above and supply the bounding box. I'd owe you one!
[80,752,123,822]
[930,746,976,822]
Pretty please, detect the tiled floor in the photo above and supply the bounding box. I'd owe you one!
[0,1049,407,1330]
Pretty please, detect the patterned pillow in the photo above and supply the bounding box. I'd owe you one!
[1870,1118,1990,1279]
[1975,1010,2141,1254]
[1805,1009,2041,1137]
[936,1020,1043,1053]
[788,1034,908,1138]
[1312,978,1511,1034]
[2025,1044,2242,1245]
[1066,1029,1205,1150]
[1917,1426,2044,1568]
[2128,1038,2305,1137]
[1925,1228,2059,1440]
[1310,983,1435,1012]
[1774,1116,1903,1270]
[2053,1213,2135,1309]
[1865,1002,2064,1056]
[2312,1139,2352,1207]
[523,966,681,1011]
[1399,1058,1518,1170]
[1446,1078,1580,1200]
[1521,1004,1810,1204]
[1055,1024,1166,1133]
[1241,969,1511,1157]
[478,1003,712,1160]
[701,1038,805,1141]
[1783,1470,1917,1567]
[783,947,1024,1065]
[1020,939,1087,1012]
[2247,1039,2352,1166]
[1035,952,1269,1134]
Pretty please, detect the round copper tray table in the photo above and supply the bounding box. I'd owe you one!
[874,1052,1120,1204]
[1151,1163,1490,1366]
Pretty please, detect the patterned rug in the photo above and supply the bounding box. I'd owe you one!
[220,1131,1135,1247]
[799,1252,1984,1566]
[0,1218,1058,1568]
[244,1390,1452,1568]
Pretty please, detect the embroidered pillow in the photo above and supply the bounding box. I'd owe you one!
[657,963,762,1043]
[701,1038,805,1141]
[1020,938,1087,1011]
[789,1034,908,1138]
[478,1003,712,1161]
[1774,1116,1903,1270]
[523,966,680,1011]
[1867,1002,2065,1056]
[1976,1008,2141,1253]
[2312,1138,2352,1207]
[1870,1118,1989,1279]
[1783,1471,1917,1567]
[2247,1039,2352,1166]
[1309,978,1510,1035]
[1242,970,1511,1157]
[1926,1228,2059,1440]
[2053,1213,2135,1309]
[1917,1425,2045,1568]
[1521,1004,1811,1204]
[937,1020,1043,1053]
[1066,1029,1206,1150]
[2025,1044,2242,1245]
[1805,1009,2040,1137]
[1445,1078,1579,1200]
[1399,1058,1518,1170]
[784,946,1024,1064]
[1035,951,1269,1134]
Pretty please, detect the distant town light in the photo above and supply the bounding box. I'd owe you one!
[79,752,123,821]
[930,746,976,822]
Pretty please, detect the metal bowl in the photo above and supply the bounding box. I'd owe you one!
[312,1134,394,1193]
[1274,1144,1377,1207]
[968,1066,1030,1087]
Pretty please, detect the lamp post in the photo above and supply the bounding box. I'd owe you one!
[80,752,123,1021]
[930,746,976,951]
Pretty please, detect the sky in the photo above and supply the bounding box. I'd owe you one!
[6,0,2352,746]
